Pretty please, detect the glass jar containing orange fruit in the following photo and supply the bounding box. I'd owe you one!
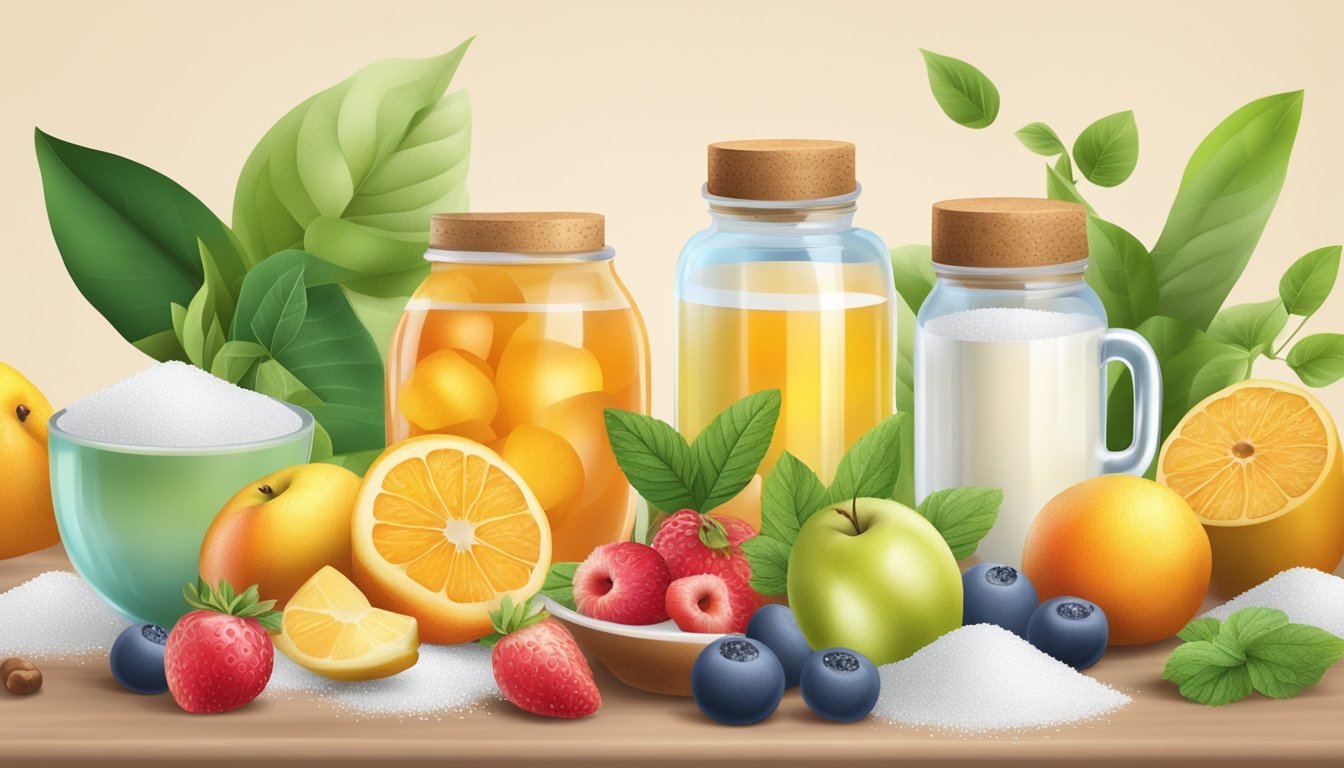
[387,213,650,562]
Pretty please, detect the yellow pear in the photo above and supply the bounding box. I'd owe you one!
[0,362,59,559]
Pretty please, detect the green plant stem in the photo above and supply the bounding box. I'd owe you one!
[1273,316,1310,358]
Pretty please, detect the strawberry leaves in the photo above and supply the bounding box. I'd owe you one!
[182,578,282,632]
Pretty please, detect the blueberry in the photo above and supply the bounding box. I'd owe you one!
[961,562,1039,638]
[691,637,785,725]
[109,623,168,694]
[745,604,813,689]
[799,647,880,722]
[1027,597,1108,670]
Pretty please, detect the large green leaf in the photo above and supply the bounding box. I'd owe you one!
[1151,91,1304,329]
[1072,110,1139,187]
[918,49,1000,129]
[1045,162,1094,214]
[232,251,385,454]
[232,41,472,286]
[34,129,246,351]
[1208,299,1287,359]
[1085,216,1157,329]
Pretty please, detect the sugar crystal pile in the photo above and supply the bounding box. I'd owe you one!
[56,361,303,448]
[266,643,500,717]
[0,572,128,657]
[873,624,1131,733]
[1203,567,1344,637]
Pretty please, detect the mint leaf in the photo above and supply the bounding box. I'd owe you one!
[604,408,699,512]
[759,452,828,545]
[691,390,781,512]
[1243,621,1344,699]
[1162,640,1255,707]
[1279,245,1341,317]
[1177,617,1222,644]
[539,562,580,612]
[1015,122,1066,156]
[1208,299,1287,358]
[1216,607,1289,652]
[919,49,999,129]
[740,536,791,596]
[1287,333,1344,386]
[915,487,1002,560]
[828,414,904,503]
[1073,110,1139,187]
[251,264,308,354]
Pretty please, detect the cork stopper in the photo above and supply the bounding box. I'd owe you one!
[430,212,605,253]
[931,198,1088,267]
[707,140,856,201]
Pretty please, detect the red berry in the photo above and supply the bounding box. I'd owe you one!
[163,580,281,714]
[665,573,756,634]
[652,510,761,612]
[573,542,672,625]
[490,598,600,719]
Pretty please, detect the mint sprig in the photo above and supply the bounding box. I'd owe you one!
[1163,608,1344,706]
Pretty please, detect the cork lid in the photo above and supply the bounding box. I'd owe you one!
[931,198,1088,267]
[430,212,605,253]
[707,140,856,201]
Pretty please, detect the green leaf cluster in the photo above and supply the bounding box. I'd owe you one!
[1162,608,1344,706]
[34,40,475,474]
[914,52,1344,474]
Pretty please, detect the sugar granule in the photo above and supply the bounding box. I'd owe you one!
[1203,567,1344,637]
[0,571,129,657]
[924,307,1103,343]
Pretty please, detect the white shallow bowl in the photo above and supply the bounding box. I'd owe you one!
[541,598,724,696]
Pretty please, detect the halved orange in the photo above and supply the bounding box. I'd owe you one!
[274,566,419,681]
[1157,380,1344,595]
[352,435,552,643]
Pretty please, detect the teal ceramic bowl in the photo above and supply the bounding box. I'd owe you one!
[48,403,313,628]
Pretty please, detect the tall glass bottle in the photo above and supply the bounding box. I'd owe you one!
[676,140,894,482]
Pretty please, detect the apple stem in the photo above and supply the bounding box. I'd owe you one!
[835,497,863,536]
[258,484,274,495]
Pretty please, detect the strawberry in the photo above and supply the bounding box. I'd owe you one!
[165,579,280,714]
[665,573,755,634]
[487,596,600,718]
[652,509,761,608]
[572,541,672,625]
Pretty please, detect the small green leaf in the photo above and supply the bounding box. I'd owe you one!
[828,414,905,503]
[1216,607,1288,652]
[254,359,324,409]
[211,340,269,384]
[759,452,829,545]
[1178,617,1223,644]
[1279,245,1341,317]
[540,562,580,612]
[1045,162,1094,214]
[1208,299,1287,358]
[691,390,781,513]
[1286,333,1344,386]
[1015,122,1066,156]
[740,535,791,596]
[1055,152,1074,182]
[251,265,308,354]
[1072,110,1139,187]
[1085,216,1157,329]
[918,49,1000,129]
[890,244,936,313]
[915,487,1003,560]
[1163,640,1255,706]
[1242,621,1344,699]
[603,408,699,512]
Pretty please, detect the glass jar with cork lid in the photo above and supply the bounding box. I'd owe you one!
[915,198,1162,566]
[676,140,895,482]
[387,212,649,561]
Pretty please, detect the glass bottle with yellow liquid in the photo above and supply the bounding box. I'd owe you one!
[387,213,650,561]
[676,141,894,481]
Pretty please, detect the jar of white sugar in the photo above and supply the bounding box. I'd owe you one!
[914,198,1161,567]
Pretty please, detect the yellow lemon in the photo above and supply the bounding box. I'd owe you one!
[397,349,498,431]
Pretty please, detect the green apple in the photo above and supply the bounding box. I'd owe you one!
[787,497,962,666]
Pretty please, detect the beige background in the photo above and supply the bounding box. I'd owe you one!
[2,0,1341,422]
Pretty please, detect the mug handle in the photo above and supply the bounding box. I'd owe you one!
[1099,328,1162,475]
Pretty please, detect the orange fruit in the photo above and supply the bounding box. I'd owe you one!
[0,362,57,559]
[534,391,621,510]
[397,349,498,431]
[1157,380,1344,596]
[494,338,603,431]
[418,310,495,363]
[499,424,584,512]
[351,435,552,644]
[1021,475,1211,645]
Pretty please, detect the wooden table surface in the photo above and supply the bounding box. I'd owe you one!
[2,546,1340,768]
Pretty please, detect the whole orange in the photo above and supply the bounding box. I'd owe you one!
[1021,475,1211,645]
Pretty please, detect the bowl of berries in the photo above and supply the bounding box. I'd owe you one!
[543,511,765,696]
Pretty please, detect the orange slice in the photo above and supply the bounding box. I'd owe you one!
[1157,380,1344,594]
[352,435,552,644]
[274,566,419,681]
